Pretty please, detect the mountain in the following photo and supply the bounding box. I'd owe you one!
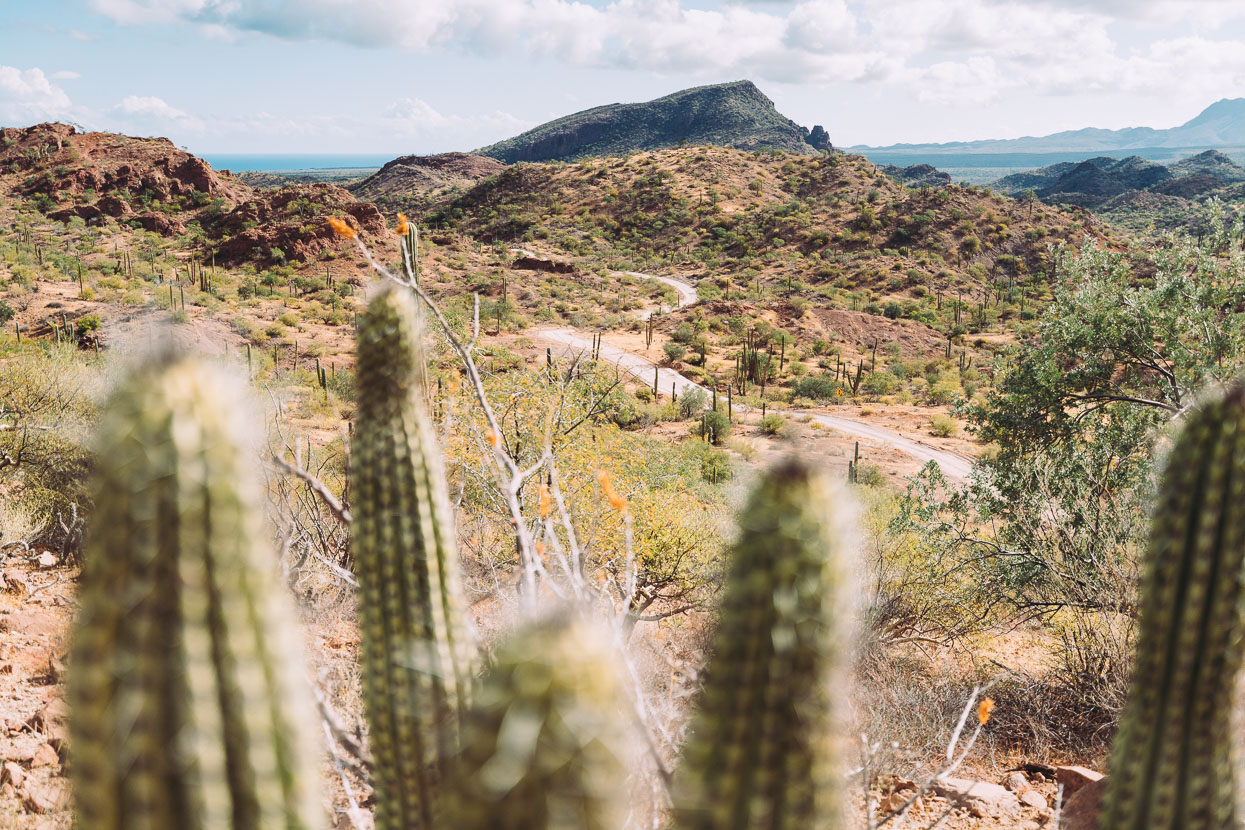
[350,152,505,215]
[475,81,829,164]
[854,99,1245,158]
[1167,149,1245,182]
[991,149,1245,231]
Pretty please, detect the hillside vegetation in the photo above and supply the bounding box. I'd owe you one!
[475,80,830,163]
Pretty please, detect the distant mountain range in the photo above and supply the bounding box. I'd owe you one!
[475,81,830,164]
[988,149,1245,231]
[854,99,1245,158]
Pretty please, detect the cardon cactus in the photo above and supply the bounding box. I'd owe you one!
[352,285,478,830]
[68,352,322,830]
[673,458,856,830]
[1100,381,1245,830]
[448,612,634,830]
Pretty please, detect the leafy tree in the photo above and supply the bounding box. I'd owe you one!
[894,210,1245,726]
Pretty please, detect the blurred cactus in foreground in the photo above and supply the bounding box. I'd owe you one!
[673,458,856,830]
[351,285,478,830]
[1100,380,1245,830]
[448,613,634,830]
[68,352,322,830]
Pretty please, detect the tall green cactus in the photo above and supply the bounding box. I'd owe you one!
[68,352,322,830]
[448,613,633,830]
[1101,381,1245,830]
[673,458,855,830]
[352,285,477,830]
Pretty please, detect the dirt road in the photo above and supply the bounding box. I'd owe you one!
[534,327,974,481]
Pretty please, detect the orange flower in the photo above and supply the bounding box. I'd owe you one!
[539,483,552,519]
[977,698,995,725]
[535,539,547,555]
[326,216,357,239]
[598,469,628,514]
[486,429,500,449]
[396,213,410,235]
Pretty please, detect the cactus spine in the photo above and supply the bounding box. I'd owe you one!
[68,353,322,830]
[674,458,855,830]
[449,613,633,830]
[1101,381,1245,830]
[352,285,477,830]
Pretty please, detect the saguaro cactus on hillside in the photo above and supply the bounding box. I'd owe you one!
[351,285,478,830]
[673,458,856,830]
[448,613,633,830]
[1100,380,1245,830]
[68,353,322,830]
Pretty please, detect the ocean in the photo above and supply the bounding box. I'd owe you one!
[199,154,394,172]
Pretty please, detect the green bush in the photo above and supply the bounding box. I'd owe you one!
[663,341,686,363]
[678,386,708,419]
[701,410,731,445]
[929,414,959,437]
[760,413,787,436]
[791,376,843,400]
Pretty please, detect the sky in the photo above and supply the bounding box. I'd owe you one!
[3,0,1245,154]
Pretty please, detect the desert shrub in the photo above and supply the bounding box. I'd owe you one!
[700,448,732,483]
[759,413,786,435]
[663,342,686,363]
[677,386,708,419]
[929,414,958,437]
[854,464,885,487]
[0,346,102,553]
[790,375,843,400]
[859,371,898,397]
[701,410,731,445]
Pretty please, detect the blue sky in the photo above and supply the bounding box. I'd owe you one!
[3,0,1245,154]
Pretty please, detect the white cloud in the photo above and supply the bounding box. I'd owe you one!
[110,94,206,133]
[0,66,74,123]
[50,70,81,80]
[78,0,1245,133]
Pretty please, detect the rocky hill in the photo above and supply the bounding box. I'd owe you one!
[992,149,1245,230]
[475,81,829,164]
[349,152,505,215]
[0,123,386,264]
[427,145,1113,342]
[881,163,952,189]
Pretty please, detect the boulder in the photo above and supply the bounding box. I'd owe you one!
[1055,765,1104,796]
[930,776,1021,817]
[1003,771,1029,792]
[1058,775,1106,830]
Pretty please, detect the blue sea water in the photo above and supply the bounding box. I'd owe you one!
[199,154,394,172]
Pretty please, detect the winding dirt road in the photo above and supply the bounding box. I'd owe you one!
[534,326,974,481]
[518,256,973,479]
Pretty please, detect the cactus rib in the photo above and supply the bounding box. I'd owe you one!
[1101,381,1245,830]
[673,458,855,830]
[352,285,477,830]
[68,353,322,830]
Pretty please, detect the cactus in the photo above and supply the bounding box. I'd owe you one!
[352,285,477,830]
[1100,380,1245,830]
[68,352,322,830]
[673,458,855,830]
[448,613,633,830]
